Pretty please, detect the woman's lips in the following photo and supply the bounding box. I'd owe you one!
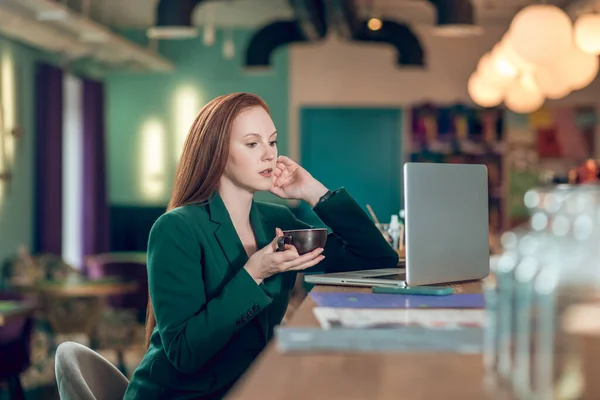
[259,168,273,178]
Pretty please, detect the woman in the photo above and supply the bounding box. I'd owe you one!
[124,93,398,400]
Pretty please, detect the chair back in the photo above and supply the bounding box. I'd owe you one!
[55,341,129,400]
[84,252,148,322]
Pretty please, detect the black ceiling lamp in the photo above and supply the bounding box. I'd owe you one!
[428,0,483,37]
[147,0,205,40]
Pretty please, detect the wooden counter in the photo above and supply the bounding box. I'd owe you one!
[227,282,513,400]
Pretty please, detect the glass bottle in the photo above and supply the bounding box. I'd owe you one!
[530,185,600,400]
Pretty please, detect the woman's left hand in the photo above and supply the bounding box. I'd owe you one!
[269,156,328,207]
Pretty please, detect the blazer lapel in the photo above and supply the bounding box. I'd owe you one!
[208,194,277,343]
[249,200,272,252]
[249,200,280,341]
[207,194,248,271]
[249,202,283,297]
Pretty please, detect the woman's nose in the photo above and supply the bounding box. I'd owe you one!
[263,146,275,160]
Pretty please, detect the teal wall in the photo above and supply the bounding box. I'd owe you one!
[106,29,289,206]
[0,38,40,263]
[301,107,403,219]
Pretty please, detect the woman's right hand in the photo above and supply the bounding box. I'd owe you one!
[244,228,325,284]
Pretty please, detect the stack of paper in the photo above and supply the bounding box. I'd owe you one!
[313,307,486,330]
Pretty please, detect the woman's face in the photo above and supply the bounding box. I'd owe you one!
[221,106,278,192]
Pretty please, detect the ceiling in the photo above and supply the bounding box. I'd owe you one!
[62,0,584,30]
[66,0,293,28]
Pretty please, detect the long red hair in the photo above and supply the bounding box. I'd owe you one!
[144,92,270,350]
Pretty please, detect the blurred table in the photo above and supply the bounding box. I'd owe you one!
[227,282,515,400]
[10,279,138,338]
[20,279,138,298]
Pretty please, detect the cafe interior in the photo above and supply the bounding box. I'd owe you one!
[2,0,600,398]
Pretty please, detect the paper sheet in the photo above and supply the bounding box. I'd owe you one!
[313,307,486,330]
[276,326,483,354]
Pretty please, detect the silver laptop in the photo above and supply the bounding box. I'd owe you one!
[305,162,490,288]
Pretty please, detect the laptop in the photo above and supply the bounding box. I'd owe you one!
[305,162,490,288]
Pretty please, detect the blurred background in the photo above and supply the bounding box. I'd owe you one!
[1,0,600,398]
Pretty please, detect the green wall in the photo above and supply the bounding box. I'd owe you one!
[0,38,39,263]
[106,29,289,206]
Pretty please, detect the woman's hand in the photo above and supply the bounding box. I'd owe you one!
[269,156,329,207]
[244,228,325,284]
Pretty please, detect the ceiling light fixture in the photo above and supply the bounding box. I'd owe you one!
[147,26,198,40]
[367,18,382,31]
[36,9,68,21]
[79,31,109,43]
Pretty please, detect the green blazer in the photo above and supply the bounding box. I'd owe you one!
[123,188,398,400]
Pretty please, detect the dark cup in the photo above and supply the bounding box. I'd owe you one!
[276,228,328,255]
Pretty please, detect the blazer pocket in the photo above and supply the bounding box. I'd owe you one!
[149,359,214,392]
